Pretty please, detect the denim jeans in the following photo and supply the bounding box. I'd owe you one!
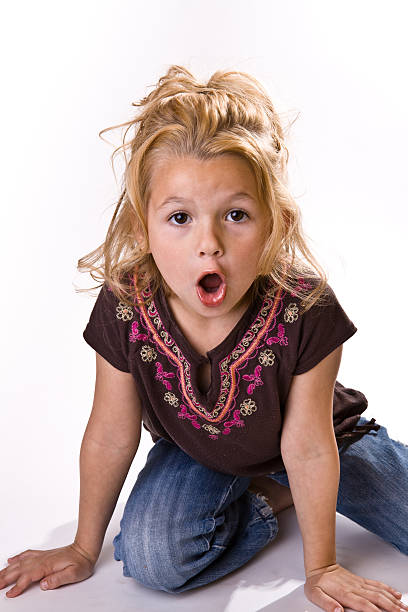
[112,416,408,593]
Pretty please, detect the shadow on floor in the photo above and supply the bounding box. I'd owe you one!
[2,505,407,611]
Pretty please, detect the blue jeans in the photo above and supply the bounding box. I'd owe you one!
[112,417,408,593]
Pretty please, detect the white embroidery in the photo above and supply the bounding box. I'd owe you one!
[258,349,275,366]
[164,391,179,407]
[240,398,257,416]
[140,345,157,362]
[116,301,134,321]
[284,302,299,323]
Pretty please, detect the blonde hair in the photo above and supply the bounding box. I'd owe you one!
[77,64,329,312]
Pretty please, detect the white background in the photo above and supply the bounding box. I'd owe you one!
[1,0,407,606]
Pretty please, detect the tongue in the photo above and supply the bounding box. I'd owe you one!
[200,273,222,292]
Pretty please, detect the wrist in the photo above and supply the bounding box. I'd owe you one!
[305,562,339,579]
[71,540,100,565]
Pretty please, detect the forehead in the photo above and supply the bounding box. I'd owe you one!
[148,154,258,203]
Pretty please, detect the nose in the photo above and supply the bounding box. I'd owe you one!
[196,221,224,257]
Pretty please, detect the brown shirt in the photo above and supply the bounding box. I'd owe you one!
[83,275,379,477]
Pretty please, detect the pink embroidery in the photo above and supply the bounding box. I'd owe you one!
[129,320,149,342]
[155,362,175,390]
[290,276,313,296]
[242,364,263,395]
[133,274,292,441]
[222,410,245,434]
[177,404,201,429]
[266,322,288,346]
[136,278,283,426]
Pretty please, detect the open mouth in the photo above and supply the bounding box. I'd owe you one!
[198,273,223,293]
[196,272,227,307]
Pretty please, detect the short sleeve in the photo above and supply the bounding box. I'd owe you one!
[82,284,132,373]
[293,283,357,375]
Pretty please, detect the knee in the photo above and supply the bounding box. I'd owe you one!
[113,511,214,593]
[114,517,177,592]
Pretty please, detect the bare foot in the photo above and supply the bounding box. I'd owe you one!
[248,476,293,514]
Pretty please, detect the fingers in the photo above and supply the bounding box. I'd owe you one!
[4,573,38,598]
[39,566,80,592]
[363,578,403,599]
[304,564,408,612]
[347,591,407,612]
[0,558,46,598]
[1,563,76,598]
[308,583,408,612]
[1,559,44,598]
[5,570,77,598]
[362,584,408,610]
[0,564,21,596]
[6,549,43,565]
[1,546,95,598]
[360,587,408,611]
[7,551,26,563]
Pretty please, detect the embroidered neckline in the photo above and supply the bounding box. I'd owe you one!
[133,275,285,422]
[155,283,268,364]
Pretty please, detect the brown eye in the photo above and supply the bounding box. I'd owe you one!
[227,210,248,222]
[169,212,189,225]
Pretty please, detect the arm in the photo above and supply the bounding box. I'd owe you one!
[0,351,143,598]
[281,346,407,612]
[74,351,143,562]
[280,345,342,575]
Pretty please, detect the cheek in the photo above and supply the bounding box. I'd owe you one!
[151,242,185,275]
[234,236,265,273]
[233,230,265,254]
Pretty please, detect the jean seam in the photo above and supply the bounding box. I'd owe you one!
[198,476,242,551]
[213,475,241,516]
[247,490,279,542]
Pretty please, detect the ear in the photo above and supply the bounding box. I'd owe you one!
[136,239,151,254]
[134,226,151,254]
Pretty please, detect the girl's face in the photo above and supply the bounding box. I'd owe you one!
[145,153,270,329]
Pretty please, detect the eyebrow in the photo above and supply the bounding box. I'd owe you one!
[158,192,255,210]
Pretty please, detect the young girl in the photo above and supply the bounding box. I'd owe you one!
[1,65,407,612]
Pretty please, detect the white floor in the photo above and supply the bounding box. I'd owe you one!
[2,504,407,611]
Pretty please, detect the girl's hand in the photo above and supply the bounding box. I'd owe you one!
[304,563,408,612]
[0,542,96,598]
